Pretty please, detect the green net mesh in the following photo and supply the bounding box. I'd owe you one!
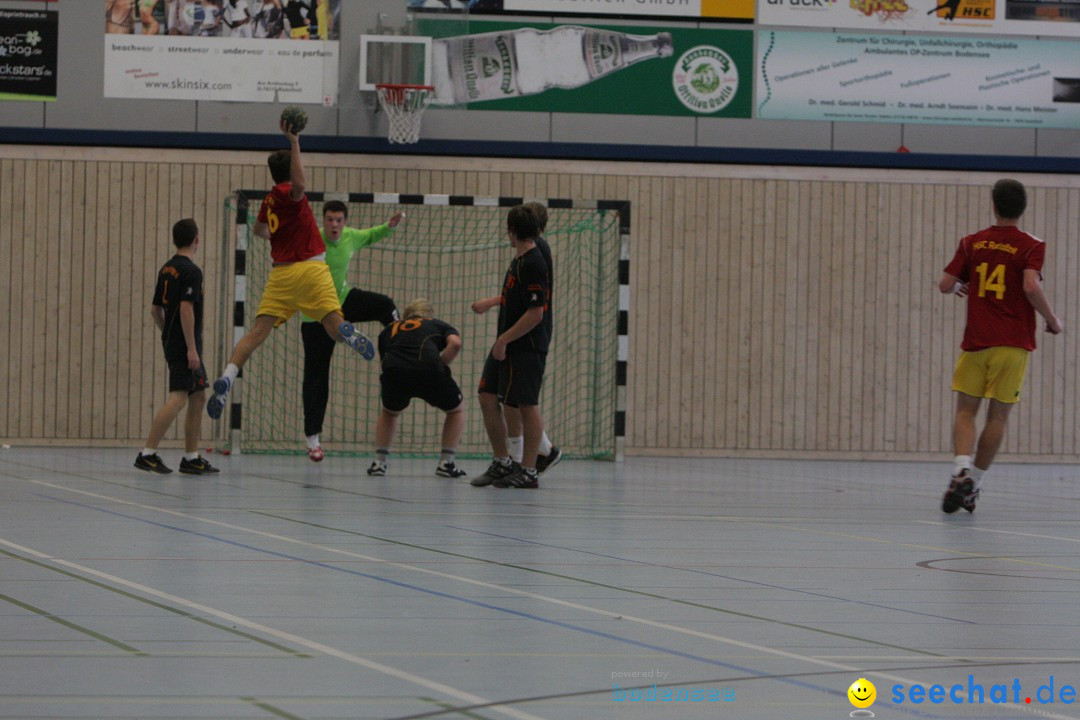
[229,195,621,460]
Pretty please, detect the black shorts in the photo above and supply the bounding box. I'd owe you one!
[381,367,463,413]
[166,356,209,395]
[499,351,546,407]
[478,352,500,395]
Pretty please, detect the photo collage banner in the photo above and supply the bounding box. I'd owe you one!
[103,0,340,104]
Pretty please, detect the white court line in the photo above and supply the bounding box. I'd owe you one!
[15,477,1080,720]
[917,520,1080,545]
[0,535,549,720]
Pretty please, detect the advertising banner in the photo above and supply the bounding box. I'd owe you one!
[756,30,1080,128]
[0,9,58,102]
[758,0,1080,39]
[413,19,752,117]
[407,0,754,23]
[103,0,340,103]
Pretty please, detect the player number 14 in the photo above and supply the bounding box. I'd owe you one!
[975,262,1006,300]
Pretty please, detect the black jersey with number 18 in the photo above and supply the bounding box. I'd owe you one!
[378,318,460,372]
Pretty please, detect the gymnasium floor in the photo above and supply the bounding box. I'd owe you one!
[1,448,1079,720]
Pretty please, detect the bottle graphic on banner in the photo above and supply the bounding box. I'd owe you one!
[430,26,674,105]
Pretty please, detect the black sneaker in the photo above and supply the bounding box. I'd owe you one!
[134,453,172,474]
[470,459,512,487]
[179,457,220,475]
[367,461,387,476]
[535,446,562,474]
[942,470,975,514]
[435,461,467,478]
[498,464,539,489]
[961,487,980,513]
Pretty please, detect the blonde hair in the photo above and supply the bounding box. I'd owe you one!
[403,298,434,320]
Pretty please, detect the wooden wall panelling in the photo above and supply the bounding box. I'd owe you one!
[4,148,1080,460]
[13,159,31,438]
[0,160,13,438]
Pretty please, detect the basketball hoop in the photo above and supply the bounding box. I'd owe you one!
[375,84,435,145]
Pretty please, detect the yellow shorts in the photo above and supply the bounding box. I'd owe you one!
[256,261,342,328]
[951,346,1030,404]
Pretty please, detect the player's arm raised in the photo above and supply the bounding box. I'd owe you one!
[282,119,306,200]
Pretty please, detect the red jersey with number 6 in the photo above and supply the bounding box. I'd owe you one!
[944,225,1045,352]
[257,182,325,263]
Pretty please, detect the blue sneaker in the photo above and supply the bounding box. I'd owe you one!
[207,376,231,420]
[339,321,375,360]
[213,376,231,396]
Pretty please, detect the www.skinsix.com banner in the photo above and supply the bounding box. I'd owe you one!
[103,0,340,104]
[414,19,752,117]
[757,31,1080,128]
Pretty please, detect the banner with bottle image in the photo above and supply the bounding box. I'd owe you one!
[103,0,340,103]
[756,30,1080,128]
[413,19,752,117]
[757,0,1080,39]
[407,0,754,22]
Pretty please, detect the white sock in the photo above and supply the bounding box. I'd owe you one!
[953,455,972,476]
[184,452,199,461]
[970,466,985,489]
[507,436,523,463]
[223,363,240,385]
[141,447,156,457]
[495,455,512,467]
[440,449,456,464]
[306,434,320,450]
[375,448,389,464]
[539,432,553,456]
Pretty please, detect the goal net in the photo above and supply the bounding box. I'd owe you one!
[223,192,625,461]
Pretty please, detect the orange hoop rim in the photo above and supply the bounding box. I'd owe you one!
[375,83,435,93]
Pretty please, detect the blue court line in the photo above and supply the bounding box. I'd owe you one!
[447,526,976,625]
[31,493,973,719]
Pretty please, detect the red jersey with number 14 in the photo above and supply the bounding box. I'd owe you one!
[257,182,325,263]
[944,225,1045,352]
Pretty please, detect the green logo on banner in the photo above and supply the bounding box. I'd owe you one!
[673,45,738,114]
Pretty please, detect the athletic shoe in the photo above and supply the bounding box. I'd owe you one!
[307,446,324,463]
[367,461,387,476]
[470,459,513,487]
[942,470,976,514]
[498,465,539,489]
[535,446,562,474]
[206,376,231,420]
[339,321,375,360]
[961,487,980,513]
[435,461,467,478]
[213,376,232,396]
[134,453,172,474]
[179,457,220,475]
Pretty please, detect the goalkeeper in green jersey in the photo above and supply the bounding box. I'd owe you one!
[302,201,403,461]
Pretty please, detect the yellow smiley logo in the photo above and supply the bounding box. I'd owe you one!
[848,678,876,709]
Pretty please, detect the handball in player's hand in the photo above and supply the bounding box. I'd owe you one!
[280,106,308,134]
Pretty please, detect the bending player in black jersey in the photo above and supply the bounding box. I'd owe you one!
[366,299,468,479]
